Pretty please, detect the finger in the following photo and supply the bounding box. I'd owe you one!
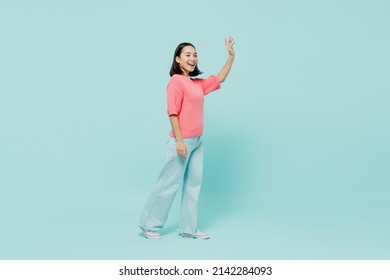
[225,39,231,48]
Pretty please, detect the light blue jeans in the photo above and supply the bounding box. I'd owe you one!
[139,136,204,235]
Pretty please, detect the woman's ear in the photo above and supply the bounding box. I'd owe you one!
[175,56,181,64]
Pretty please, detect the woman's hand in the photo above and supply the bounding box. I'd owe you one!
[176,140,186,158]
[224,37,235,56]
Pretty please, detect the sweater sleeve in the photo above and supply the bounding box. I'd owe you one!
[167,83,183,116]
[199,75,221,95]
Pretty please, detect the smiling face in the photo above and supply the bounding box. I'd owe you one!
[175,45,198,76]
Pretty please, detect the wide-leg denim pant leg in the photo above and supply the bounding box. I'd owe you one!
[179,138,203,234]
[139,137,203,235]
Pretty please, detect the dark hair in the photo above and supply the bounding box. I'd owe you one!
[169,42,203,77]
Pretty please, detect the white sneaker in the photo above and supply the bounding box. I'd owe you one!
[180,230,210,239]
[139,225,161,239]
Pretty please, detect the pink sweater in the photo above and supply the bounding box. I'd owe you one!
[167,74,221,138]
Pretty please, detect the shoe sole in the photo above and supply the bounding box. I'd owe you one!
[139,225,161,239]
[180,233,210,240]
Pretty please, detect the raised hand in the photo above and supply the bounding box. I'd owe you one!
[224,37,235,56]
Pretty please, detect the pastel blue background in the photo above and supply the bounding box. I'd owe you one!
[1,0,389,259]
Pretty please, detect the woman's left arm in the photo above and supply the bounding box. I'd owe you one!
[217,37,235,83]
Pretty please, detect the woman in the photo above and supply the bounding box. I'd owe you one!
[139,37,235,239]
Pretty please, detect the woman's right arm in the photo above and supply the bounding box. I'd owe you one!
[169,115,186,158]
